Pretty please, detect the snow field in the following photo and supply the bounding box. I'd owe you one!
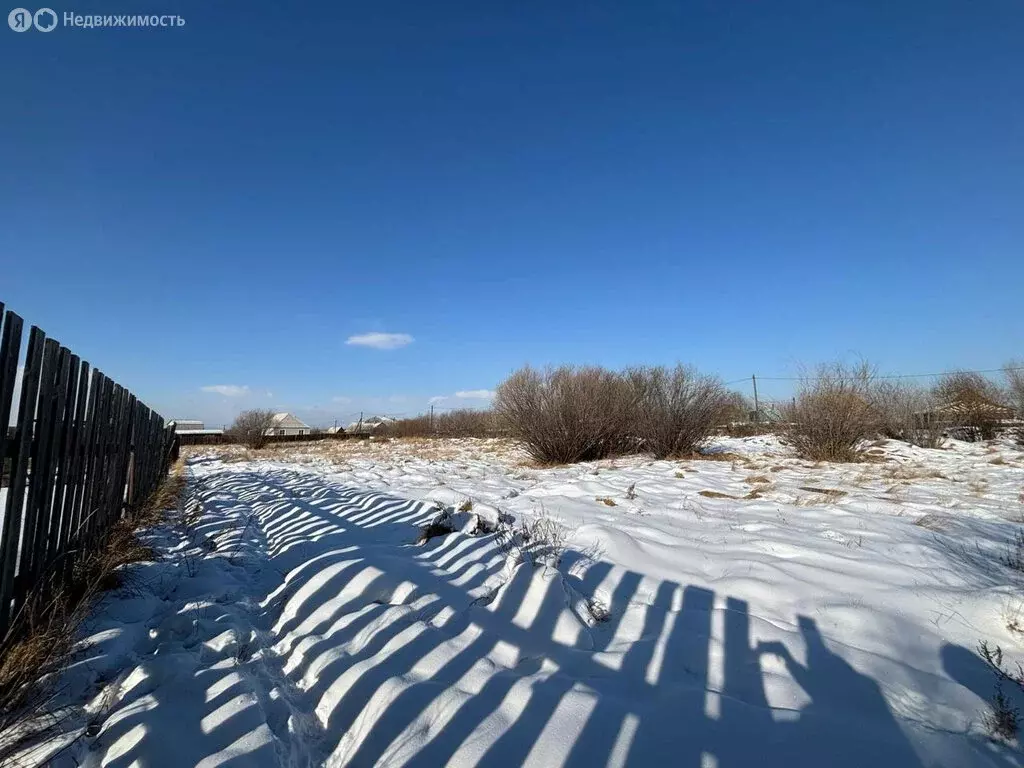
[13,435,1024,767]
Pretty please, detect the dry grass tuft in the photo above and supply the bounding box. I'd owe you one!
[745,475,770,485]
[690,451,745,463]
[698,490,740,500]
[0,461,185,745]
[596,497,617,507]
[798,486,848,498]
[913,514,947,532]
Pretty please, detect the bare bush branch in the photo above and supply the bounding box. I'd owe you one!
[627,365,730,458]
[227,409,276,449]
[932,372,1010,442]
[785,362,878,462]
[385,409,500,439]
[494,366,636,464]
[872,381,944,448]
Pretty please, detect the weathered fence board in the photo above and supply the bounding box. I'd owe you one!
[0,303,176,644]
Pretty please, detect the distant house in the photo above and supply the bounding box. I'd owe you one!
[326,425,346,435]
[918,399,1015,425]
[169,419,224,436]
[265,412,312,436]
[345,415,394,435]
[169,419,204,432]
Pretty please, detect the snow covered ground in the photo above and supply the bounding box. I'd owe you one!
[11,435,1024,766]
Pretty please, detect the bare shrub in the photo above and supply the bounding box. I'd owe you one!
[386,415,432,438]
[494,509,569,568]
[785,362,878,462]
[627,365,730,458]
[227,409,276,449]
[385,409,500,439]
[1005,363,1024,447]
[933,371,1009,442]
[872,381,944,448]
[721,390,753,423]
[1007,362,1024,417]
[1003,529,1024,573]
[494,365,635,464]
[978,641,1024,741]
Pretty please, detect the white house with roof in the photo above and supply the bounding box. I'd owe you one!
[345,415,395,435]
[265,412,312,436]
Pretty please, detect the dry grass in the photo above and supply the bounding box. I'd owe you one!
[689,451,745,463]
[878,464,946,482]
[745,475,770,485]
[698,490,740,500]
[913,514,947,532]
[797,486,847,497]
[0,461,185,746]
[596,497,617,506]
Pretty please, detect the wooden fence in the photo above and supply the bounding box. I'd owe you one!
[0,301,176,642]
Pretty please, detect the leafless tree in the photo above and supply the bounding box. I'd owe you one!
[1005,362,1024,446]
[872,380,944,448]
[227,409,276,449]
[932,371,1008,441]
[1005,362,1024,417]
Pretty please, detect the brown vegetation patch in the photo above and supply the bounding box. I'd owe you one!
[798,486,848,498]
[698,490,740,500]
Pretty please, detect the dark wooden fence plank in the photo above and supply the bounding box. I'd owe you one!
[0,310,24,469]
[83,375,112,547]
[22,339,61,589]
[0,300,175,644]
[0,327,45,634]
[60,359,90,582]
[43,349,74,569]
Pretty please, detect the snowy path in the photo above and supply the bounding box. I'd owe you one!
[18,438,1024,767]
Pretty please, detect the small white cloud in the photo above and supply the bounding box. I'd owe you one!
[331,396,353,404]
[345,332,414,350]
[200,384,250,397]
[428,395,447,405]
[455,389,496,400]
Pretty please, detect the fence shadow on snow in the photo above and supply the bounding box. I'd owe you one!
[69,466,1014,768]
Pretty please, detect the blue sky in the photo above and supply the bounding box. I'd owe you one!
[2,1,1022,427]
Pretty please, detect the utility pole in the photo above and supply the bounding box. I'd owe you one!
[357,411,363,435]
[752,374,760,423]
[430,404,434,433]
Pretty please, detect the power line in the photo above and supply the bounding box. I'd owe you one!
[753,364,1024,380]
[727,366,1023,384]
